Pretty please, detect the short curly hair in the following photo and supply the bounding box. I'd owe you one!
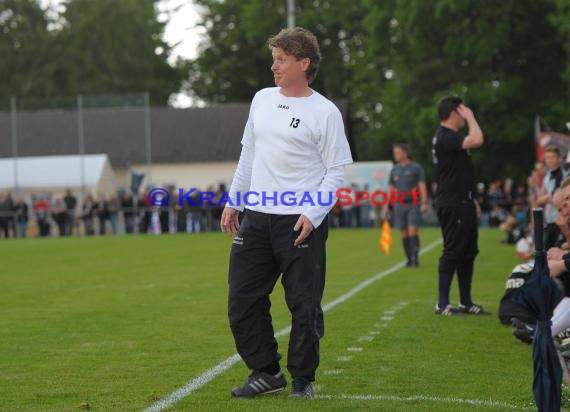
[268,27,321,84]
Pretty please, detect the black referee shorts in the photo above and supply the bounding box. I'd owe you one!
[228,209,328,381]
[436,201,479,267]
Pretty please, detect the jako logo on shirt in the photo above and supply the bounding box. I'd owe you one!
[277,104,289,110]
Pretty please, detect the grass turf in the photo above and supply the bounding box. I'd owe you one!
[0,228,554,411]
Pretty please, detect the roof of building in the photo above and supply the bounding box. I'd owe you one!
[0,101,353,168]
[0,154,117,194]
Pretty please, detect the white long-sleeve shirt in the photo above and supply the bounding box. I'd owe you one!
[227,87,353,228]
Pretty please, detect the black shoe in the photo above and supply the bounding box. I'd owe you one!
[410,254,419,267]
[511,318,535,344]
[289,377,314,399]
[231,370,287,398]
[434,304,461,316]
[457,303,490,315]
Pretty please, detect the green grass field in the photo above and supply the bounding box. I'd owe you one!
[0,228,560,411]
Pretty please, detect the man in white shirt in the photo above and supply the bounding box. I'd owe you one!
[221,27,353,399]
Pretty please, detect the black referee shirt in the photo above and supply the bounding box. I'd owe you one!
[432,125,476,208]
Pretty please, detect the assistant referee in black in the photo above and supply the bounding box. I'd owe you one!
[432,96,488,316]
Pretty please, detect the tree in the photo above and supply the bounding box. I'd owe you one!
[0,0,184,106]
[366,0,568,182]
[188,0,369,103]
[189,0,570,182]
[0,0,54,106]
[58,0,184,105]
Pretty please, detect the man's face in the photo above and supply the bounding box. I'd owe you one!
[451,108,466,129]
[535,162,546,175]
[562,186,570,219]
[271,47,309,89]
[393,147,406,163]
[544,151,561,171]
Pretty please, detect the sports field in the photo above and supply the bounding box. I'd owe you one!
[1,228,565,411]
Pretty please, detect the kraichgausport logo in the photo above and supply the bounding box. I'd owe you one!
[147,188,423,208]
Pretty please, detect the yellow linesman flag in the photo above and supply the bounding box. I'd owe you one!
[379,220,393,255]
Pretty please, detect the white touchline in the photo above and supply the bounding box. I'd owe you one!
[315,393,530,410]
[323,369,344,375]
[144,238,443,412]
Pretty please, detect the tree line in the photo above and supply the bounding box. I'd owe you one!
[2,0,570,181]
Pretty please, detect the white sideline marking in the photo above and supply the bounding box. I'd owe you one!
[315,393,528,410]
[374,323,388,328]
[368,331,380,335]
[380,316,394,321]
[323,369,344,376]
[144,239,442,412]
[383,310,397,315]
[347,347,363,352]
[358,336,374,342]
[337,356,353,362]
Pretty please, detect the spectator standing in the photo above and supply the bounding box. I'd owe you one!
[537,145,569,249]
[63,189,77,236]
[82,195,96,236]
[34,196,51,237]
[0,193,12,238]
[14,196,29,238]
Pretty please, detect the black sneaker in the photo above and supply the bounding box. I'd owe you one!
[434,304,461,316]
[410,254,419,268]
[457,303,490,315]
[511,318,535,344]
[289,377,314,399]
[231,370,287,398]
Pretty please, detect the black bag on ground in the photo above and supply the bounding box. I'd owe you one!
[498,262,536,325]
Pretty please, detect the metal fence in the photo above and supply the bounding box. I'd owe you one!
[0,93,152,194]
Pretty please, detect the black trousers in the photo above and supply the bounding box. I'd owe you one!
[228,210,327,381]
[436,202,479,273]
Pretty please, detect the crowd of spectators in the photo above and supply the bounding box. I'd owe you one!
[499,146,570,368]
[0,186,229,238]
[0,168,556,240]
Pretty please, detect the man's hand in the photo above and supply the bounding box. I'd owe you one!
[548,259,566,278]
[221,207,240,234]
[474,200,481,218]
[456,104,475,121]
[293,215,314,246]
[547,247,567,261]
[458,103,484,149]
